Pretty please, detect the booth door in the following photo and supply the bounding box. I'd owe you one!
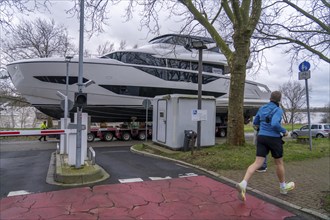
[157,100,167,143]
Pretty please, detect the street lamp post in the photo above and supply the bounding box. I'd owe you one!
[75,0,85,169]
[65,56,73,119]
[192,41,207,150]
[64,55,73,155]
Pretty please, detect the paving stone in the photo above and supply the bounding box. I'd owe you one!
[0,176,296,219]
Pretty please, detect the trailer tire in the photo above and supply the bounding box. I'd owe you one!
[138,132,146,141]
[219,129,227,137]
[87,133,95,142]
[104,132,114,141]
[122,132,131,141]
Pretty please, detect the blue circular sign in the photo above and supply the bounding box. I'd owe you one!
[298,61,311,72]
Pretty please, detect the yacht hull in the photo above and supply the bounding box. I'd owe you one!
[7,57,271,122]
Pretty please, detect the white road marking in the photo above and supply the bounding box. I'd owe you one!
[175,163,190,168]
[118,173,198,183]
[7,190,31,197]
[149,176,172,181]
[118,178,144,183]
[179,173,198,178]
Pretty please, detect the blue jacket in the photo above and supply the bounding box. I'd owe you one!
[253,102,286,137]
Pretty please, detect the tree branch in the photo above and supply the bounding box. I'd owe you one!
[283,0,330,34]
[179,0,232,58]
[211,4,223,25]
[257,31,330,63]
[221,0,234,23]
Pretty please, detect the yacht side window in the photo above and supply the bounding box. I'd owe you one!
[212,68,223,75]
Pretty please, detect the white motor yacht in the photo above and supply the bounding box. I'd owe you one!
[6,34,271,122]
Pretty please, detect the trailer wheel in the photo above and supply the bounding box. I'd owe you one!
[219,129,227,137]
[87,133,95,142]
[122,132,131,141]
[138,132,146,140]
[104,132,113,141]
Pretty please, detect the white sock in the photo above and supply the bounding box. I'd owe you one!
[240,180,247,188]
[280,182,286,188]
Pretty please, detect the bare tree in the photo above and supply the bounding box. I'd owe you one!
[0,0,50,30]
[1,17,76,98]
[1,18,77,127]
[1,18,76,62]
[279,81,307,130]
[0,73,28,106]
[97,41,115,56]
[119,40,127,50]
[255,0,329,67]
[0,73,36,128]
[320,103,330,123]
[83,49,93,58]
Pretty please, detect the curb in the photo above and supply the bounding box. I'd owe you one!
[46,152,110,186]
[130,145,330,220]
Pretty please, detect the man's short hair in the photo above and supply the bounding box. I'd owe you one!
[270,91,282,103]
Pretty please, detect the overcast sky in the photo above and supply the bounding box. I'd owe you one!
[10,1,330,108]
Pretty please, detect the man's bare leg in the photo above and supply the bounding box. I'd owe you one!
[274,157,285,183]
[243,156,265,182]
[236,156,265,201]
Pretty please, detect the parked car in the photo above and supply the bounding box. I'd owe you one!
[291,124,330,138]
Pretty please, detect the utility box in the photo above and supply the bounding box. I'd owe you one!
[152,94,216,150]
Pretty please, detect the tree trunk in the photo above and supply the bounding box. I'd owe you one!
[10,110,16,128]
[227,63,246,145]
[47,116,53,128]
[226,30,251,146]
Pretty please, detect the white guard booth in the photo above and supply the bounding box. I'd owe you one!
[152,94,216,150]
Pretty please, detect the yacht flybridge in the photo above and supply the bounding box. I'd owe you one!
[6,34,271,122]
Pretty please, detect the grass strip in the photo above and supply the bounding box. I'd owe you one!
[134,138,330,171]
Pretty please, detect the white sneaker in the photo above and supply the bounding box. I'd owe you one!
[236,183,246,202]
[280,182,295,194]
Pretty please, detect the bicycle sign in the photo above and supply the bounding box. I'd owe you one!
[298,61,310,72]
[298,61,311,80]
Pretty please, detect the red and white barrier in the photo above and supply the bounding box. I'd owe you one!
[0,129,66,137]
[1,113,89,167]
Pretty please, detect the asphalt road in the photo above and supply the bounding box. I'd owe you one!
[0,140,206,198]
[0,149,63,198]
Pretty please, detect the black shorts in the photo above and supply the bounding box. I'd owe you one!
[256,135,283,159]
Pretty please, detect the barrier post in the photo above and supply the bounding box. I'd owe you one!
[81,113,88,160]
[68,113,88,166]
[68,128,77,166]
[60,118,71,154]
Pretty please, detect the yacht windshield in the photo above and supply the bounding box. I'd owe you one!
[101,51,225,74]
[149,34,214,47]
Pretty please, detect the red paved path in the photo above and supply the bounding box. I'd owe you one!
[0,176,294,219]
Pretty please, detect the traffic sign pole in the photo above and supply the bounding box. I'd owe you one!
[305,79,312,151]
[298,61,312,150]
[142,99,151,142]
